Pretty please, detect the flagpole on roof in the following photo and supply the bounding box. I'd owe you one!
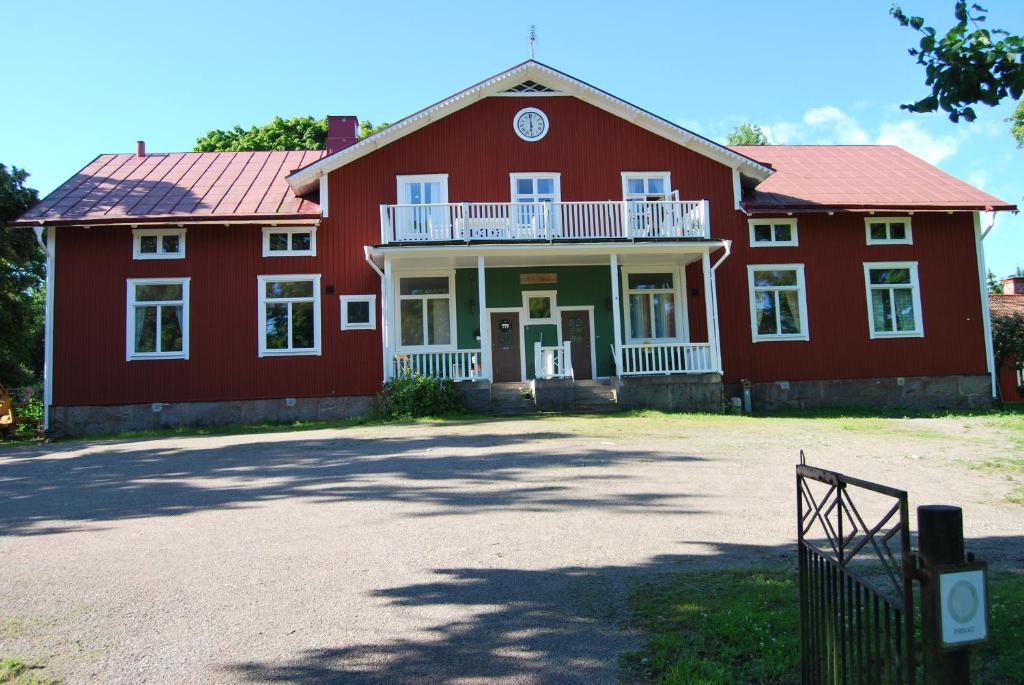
[529,25,536,60]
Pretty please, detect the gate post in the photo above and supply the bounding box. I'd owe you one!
[918,505,970,685]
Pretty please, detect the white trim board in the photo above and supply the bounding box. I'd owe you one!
[287,61,773,195]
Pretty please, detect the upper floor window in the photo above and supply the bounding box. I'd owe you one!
[621,173,672,201]
[747,265,808,341]
[510,173,561,203]
[258,275,322,356]
[624,270,679,341]
[749,219,798,247]
[133,228,185,260]
[864,262,923,338]
[399,274,453,348]
[126,278,189,360]
[865,218,913,245]
[263,226,316,257]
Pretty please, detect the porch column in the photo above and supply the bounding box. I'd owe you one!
[477,256,492,381]
[382,254,394,382]
[610,253,623,377]
[701,250,723,374]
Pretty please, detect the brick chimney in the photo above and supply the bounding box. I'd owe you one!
[326,116,359,154]
[1002,276,1024,295]
[136,140,146,158]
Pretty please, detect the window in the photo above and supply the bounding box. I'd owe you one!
[510,174,561,203]
[523,291,556,323]
[624,271,679,340]
[863,262,923,338]
[621,173,672,201]
[126,278,189,359]
[132,228,185,260]
[865,218,913,245]
[258,275,322,356]
[340,295,376,330]
[262,227,316,257]
[398,275,453,348]
[747,265,808,341]
[749,219,798,247]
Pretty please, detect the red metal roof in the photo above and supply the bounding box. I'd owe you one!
[12,150,325,227]
[730,145,1016,213]
[990,293,1024,318]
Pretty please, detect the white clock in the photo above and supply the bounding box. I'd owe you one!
[514,107,549,141]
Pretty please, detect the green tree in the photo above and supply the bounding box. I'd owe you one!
[989,269,1005,293]
[726,123,770,145]
[0,164,43,386]
[890,2,1024,124]
[194,116,390,152]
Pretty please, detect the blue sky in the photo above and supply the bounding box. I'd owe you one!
[2,0,1021,276]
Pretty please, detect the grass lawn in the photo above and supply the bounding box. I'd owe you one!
[622,569,1024,684]
[0,657,59,685]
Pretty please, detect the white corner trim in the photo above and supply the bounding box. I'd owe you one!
[974,212,997,397]
[42,226,55,431]
[319,175,329,218]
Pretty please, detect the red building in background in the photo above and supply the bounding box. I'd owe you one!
[990,276,1024,404]
[10,61,1017,435]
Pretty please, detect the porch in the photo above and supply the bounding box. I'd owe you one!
[366,243,725,387]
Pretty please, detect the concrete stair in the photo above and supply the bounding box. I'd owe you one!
[572,379,619,413]
[489,382,537,415]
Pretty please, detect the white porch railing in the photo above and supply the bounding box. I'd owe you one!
[534,341,573,380]
[380,200,709,244]
[394,350,484,381]
[619,342,714,376]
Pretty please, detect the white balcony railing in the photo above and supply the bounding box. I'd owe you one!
[380,200,709,244]
[534,341,573,380]
[394,350,484,381]
[619,342,714,376]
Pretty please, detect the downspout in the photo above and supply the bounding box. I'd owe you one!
[709,240,732,375]
[33,225,54,433]
[364,247,388,384]
[974,212,998,399]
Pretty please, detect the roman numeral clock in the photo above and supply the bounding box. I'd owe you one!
[514,107,549,141]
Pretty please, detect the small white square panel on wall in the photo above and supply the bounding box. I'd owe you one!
[939,567,988,648]
[340,294,376,330]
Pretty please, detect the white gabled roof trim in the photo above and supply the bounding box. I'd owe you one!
[287,61,773,195]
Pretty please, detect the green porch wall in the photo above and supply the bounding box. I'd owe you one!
[454,265,615,378]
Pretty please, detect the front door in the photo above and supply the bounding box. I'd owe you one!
[560,310,593,380]
[490,312,521,382]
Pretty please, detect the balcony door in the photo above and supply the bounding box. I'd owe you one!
[622,172,676,237]
[396,175,449,241]
[510,173,560,238]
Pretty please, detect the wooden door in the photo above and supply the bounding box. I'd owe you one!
[490,312,521,382]
[560,310,593,380]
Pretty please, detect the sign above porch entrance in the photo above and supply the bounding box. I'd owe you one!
[520,273,557,285]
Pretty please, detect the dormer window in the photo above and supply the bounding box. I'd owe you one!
[133,228,185,260]
[262,226,316,257]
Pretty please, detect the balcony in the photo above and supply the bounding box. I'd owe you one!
[379,200,709,245]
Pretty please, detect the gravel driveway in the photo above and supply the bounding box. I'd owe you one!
[1,414,1021,684]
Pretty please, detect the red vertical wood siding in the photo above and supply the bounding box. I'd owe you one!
[52,94,989,405]
[998,354,1023,402]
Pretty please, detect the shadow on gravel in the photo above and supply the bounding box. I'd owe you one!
[220,537,1024,684]
[0,430,706,536]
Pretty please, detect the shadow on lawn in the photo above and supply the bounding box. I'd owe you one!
[220,537,1024,685]
[0,429,706,536]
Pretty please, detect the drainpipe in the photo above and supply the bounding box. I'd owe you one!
[33,225,54,433]
[974,212,998,399]
[709,240,732,375]
[364,247,389,383]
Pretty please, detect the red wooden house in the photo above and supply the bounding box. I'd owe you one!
[990,276,1024,404]
[10,61,1017,435]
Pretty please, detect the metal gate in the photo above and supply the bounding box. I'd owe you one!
[797,457,915,684]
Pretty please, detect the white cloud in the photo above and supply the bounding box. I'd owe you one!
[876,121,958,164]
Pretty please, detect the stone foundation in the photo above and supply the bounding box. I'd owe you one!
[49,395,378,438]
[614,373,724,412]
[724,374,993,412]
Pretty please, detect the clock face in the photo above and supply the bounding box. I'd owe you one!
[514,107,548,141]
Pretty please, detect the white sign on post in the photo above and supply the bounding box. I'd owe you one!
[939,568,988,648]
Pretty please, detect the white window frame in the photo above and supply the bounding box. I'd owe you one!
[395,174,449,205]
[621,267,688,343]
[132,227,186,260]
[261,226,317,257]
[340,294,376,331]
[125,277,190,360]
[257,274,322,357]
[621,172,672,201]
[863,261,924,339]
[865,217,913,245]
[509,173,562,203]
[396,271,456,351]
[522,290,558,324]
[748,218,799,247]
[747,264,810,342]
